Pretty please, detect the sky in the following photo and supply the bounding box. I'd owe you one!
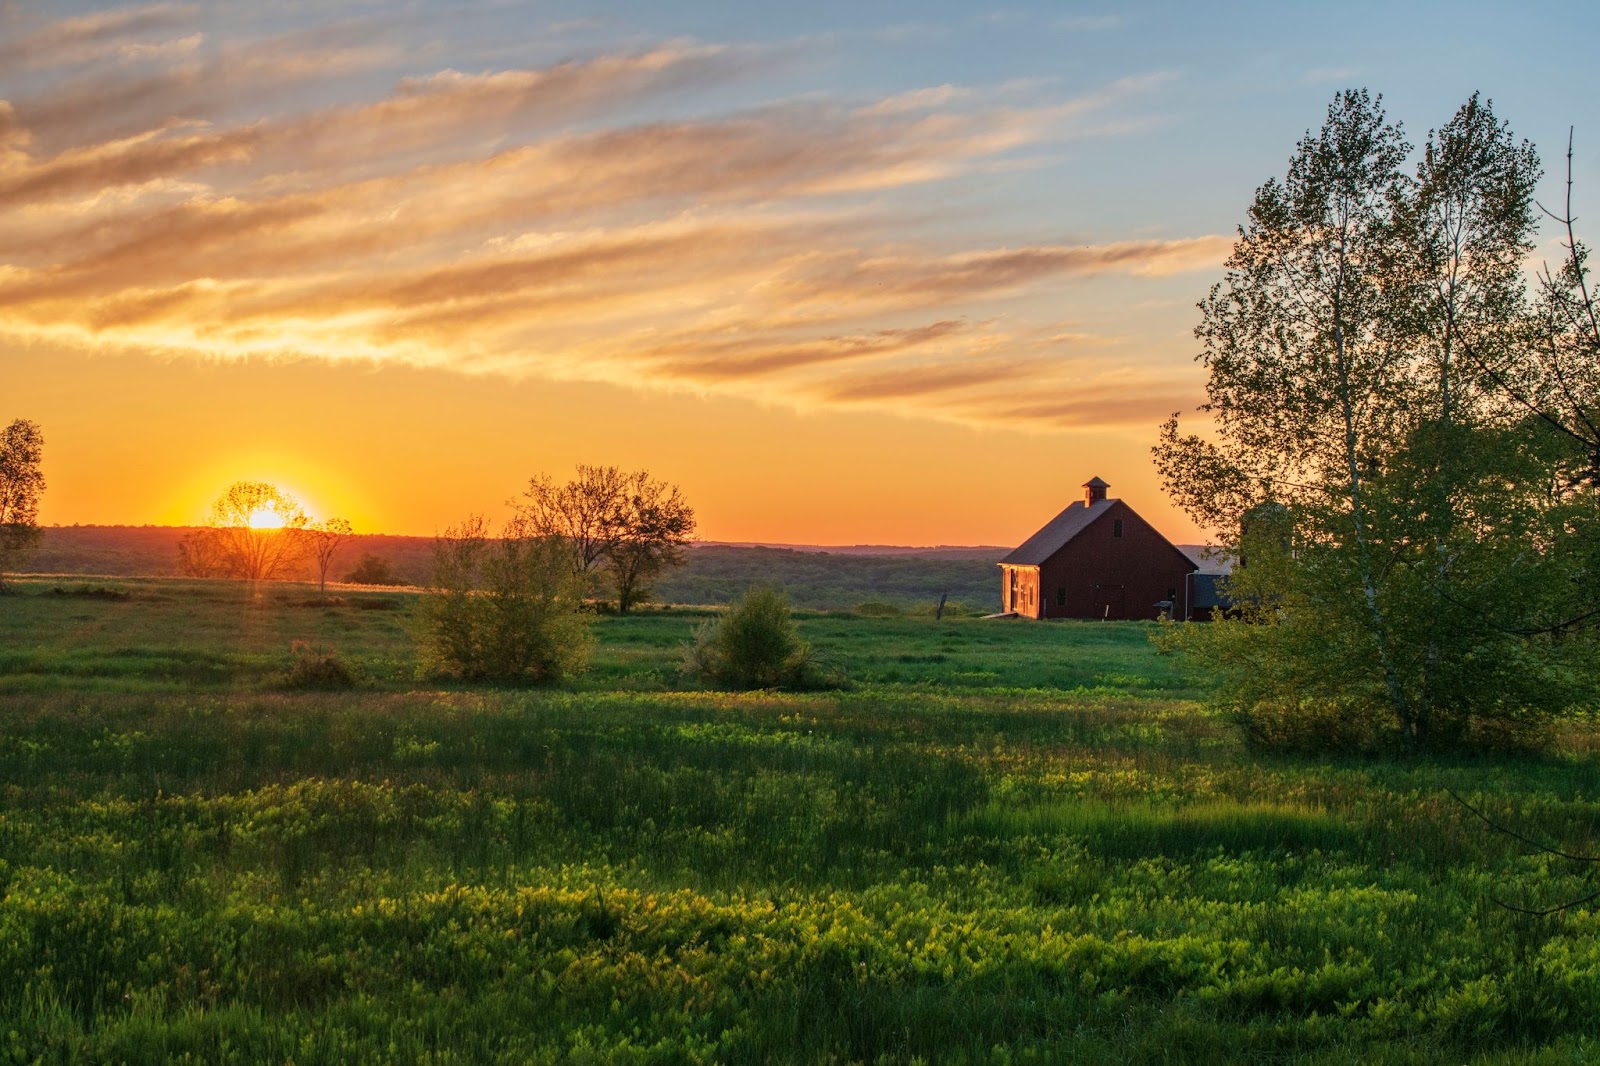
[4,0,1597,544]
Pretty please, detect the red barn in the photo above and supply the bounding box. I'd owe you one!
[998,477,1198,620]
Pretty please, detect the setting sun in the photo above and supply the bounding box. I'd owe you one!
[247,507,287,530]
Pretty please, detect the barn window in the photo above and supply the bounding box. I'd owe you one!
[1167,587,1176,600]
[1113,518,1124,538]
[1056,587,1066,606]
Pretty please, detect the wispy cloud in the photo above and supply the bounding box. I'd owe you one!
[0,12,1214,433]
[821,359,1031,402]
[0,3,199,70]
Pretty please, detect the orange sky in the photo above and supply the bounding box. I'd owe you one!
[0,3,1253,546]
[12,341,1208,544]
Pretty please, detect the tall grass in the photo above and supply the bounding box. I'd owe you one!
[0,579,1597,1062]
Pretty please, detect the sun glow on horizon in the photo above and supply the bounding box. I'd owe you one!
[247,506,288,530]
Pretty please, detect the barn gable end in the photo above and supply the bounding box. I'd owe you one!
[998,478,1198,620]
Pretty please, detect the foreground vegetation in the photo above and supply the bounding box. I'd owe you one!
[1,579,1598,1063]
[1157,92,1600,752]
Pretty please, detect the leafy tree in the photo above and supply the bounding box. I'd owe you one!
[519,465,695,611]
[609,470,695,612]
[1155,90,1592,752]
[180,482,309,584]
[306,517,353,595]
[0,418,45,591]
[416,515,591,683]
[1477,130,1600,490]
[1462,131,1600,642]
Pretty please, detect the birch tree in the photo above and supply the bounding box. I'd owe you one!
[1155,91,1587,751]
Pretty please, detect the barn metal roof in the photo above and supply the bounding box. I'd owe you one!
[997,499,1116,566]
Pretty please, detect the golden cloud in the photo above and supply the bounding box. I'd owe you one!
[0,16,1218,433]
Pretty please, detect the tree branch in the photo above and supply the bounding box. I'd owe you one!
[1448,789,1600,864]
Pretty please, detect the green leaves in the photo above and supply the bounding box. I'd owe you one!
[1155,91,1597,751]
[417,515,594,683]
[0,417,46,589]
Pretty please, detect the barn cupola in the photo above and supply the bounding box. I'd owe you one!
[1083,476,1109,506]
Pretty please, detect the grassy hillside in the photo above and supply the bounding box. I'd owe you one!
[0,577,1597,1062]
[20,528,1005,611]
[655,544,999,612]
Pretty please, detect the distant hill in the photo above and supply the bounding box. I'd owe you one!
[21,526,438,585]
[703,542,1008,559]
[20,526,1004,612]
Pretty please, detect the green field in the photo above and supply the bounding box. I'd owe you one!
[2,578,1598,1063]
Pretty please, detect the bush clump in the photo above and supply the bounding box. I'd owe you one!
[684,585,826,689]
[345,554,406,586]
[51,584,132,601]
[416,515,592,683]
[284,641,357,689]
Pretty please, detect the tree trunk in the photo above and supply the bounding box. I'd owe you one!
[1330,210,1414,746]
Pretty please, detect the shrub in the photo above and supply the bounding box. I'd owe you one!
[1153,614,1571,755]
[854,601,902,617]
[284,641,356,689]
[345,554,404,586]
[51,584,132,601]
[684,585,826,689]
[415,516,592,683]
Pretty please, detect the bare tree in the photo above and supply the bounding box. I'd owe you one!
[1454,129,1600,643]
[0,418,45,591]
[519,465,627,582]
[177,528,228,578]
[306,517,353,596]
[518,465,696,609]
[1474,129,1600,486]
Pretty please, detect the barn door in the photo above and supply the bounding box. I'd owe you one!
[1091,583,1126,620]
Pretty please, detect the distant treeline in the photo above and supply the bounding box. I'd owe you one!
[23,526,437,585]
[23,527,1004,611]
